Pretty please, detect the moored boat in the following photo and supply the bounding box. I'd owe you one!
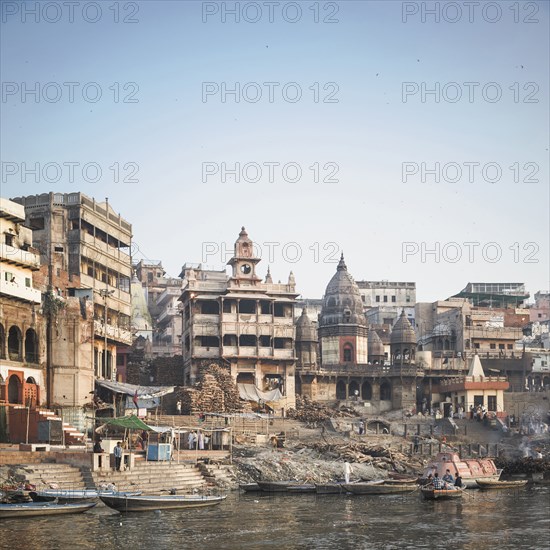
[287,484,316,493]
[383,478,418,485]
[343,482,416,495]
[0,501,96,518]
[239,483,261,492]
[315,483,348,494]
[99,494,226,512]
[421,486,463,500]
[30,489,142,503]
[257,481,311,493]
[476,479,529,490]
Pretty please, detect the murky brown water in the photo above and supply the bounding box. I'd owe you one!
[1,487,549,549]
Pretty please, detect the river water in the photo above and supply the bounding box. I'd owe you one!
[1,487,549,550]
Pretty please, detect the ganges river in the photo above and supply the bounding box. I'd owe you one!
[1,487,549,550]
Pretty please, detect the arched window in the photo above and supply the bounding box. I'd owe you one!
[25,328,38,363]
[361,381,372,400]
[336,380,347,400]
[8,375,21,404]
[380,380,392,401]
[0,323,5,359]
[343,343,354,363]
[8,326,22,361]
[349,380,359,397]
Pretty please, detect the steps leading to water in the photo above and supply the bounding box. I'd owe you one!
[11,463,87,490]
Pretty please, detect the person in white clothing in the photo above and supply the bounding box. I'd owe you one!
[343,461,353,483]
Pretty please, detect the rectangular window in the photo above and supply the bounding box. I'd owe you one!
[25,277,31,287]
[507,344,513,349]
[5,272,13,282]
[375,296,380,303]
[490,343,496,349]
[5,234,14,246]
[474,343,480,349]
[498,344,505,350]
[383,296,388,302]
[391,296,396,303]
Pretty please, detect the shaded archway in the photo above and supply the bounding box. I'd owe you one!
[349,380,360,398]
[380,380,392,401]
[25,328,38,363]
[336,380,347,400]
[0,323,5,359]
[343,343,354,363]
[8,375,21,404]
[361,381,372,400]
[8,326,22,361]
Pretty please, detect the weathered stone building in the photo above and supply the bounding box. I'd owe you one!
[296,257,419,413]
[179,227,298,413]
[0,198,44,407]
[11,193,133,426]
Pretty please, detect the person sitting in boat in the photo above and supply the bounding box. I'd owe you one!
[454,473,463,488]
[432,473,445,489]
[442,469,455,484]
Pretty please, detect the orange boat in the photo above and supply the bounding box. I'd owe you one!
[421,452,501,489]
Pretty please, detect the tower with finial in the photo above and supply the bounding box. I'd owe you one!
[390,309,416,365]
[227,226,261,284]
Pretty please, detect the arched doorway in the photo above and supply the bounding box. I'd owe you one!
[349,380,360,399]
[336,380,347,400]
[8,375,21,404]
[8,326,22,361]
[0,323,5,359]
[361,381,372,400]
[25,329,38,363]
[380,380,392,401]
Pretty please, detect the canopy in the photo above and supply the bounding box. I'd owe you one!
[96,380,174,399]
[238,383,283,403]
[103,416,152,431]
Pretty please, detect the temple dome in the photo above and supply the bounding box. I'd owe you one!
[296,308,317,342]
[320,255,366,327]
[390,310,416,344]
[368,328,385,357]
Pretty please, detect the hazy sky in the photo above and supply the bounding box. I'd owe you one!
[1,0,548,301]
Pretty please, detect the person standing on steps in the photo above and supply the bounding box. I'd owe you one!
[114,441,123,471]
[343,461,353,483]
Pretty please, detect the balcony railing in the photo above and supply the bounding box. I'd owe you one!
[93,320,132,345]
[0,243,40,269]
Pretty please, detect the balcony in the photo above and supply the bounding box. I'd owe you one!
[80,231,131,270]
[273,349,294,360]
[156,287,182,307]
[0,280,41,303]
[192,347,219,358]
[157,306,180,325]
[93,320,132,345]
[0,243,40,270]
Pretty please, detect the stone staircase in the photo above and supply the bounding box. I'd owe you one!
[90,461,207,495]
[36,409,87,447]
[197,462,236,488]
[450,418,504,444]
[13,463,88,490]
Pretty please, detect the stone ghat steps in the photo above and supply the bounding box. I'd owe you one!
[12,464,87,490]
[91,464,207,495]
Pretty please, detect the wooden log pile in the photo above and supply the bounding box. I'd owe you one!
[287,395,357,423]
[495,457,550,475]
[178,364,251,414]
[308,441,417,472]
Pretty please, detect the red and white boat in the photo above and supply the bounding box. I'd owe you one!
[421,452,501,488]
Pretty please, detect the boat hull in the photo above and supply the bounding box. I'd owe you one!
[0,502,96,518]
[99,494,226,512]
[239,483,261,492]
[257,481,312,493]
[421,488,462,500]
[315,483,347,494]
[476,480,528,490]
[30,490,142,503]
[343,483,415,495]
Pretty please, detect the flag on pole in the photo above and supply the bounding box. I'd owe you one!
[133,389,139,408]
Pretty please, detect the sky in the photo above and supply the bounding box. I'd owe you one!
[1,0,549,302]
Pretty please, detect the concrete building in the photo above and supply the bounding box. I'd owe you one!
[179,227,298,412]
[529,291,550,323]
[453,282,529,308]
[0,198,44,407]
[11,193,132,426]
[356,280,416,308]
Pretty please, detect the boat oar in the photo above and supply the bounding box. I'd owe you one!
[454,485,474,498]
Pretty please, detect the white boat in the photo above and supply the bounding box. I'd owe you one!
[0,501,96,518]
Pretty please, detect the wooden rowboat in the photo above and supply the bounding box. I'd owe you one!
[343,482,415,495]
[0,501,96,518]
[476,480,529,490]
[239,483,261,492]
[421,487,463,500]
[257,481,313,493]
[99,494,226,512]
[30,489,142,503]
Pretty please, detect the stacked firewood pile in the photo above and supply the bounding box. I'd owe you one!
[178,364,251,414]
[286,395,358,423]
[495,457,550,475]
[308,441,418,472]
